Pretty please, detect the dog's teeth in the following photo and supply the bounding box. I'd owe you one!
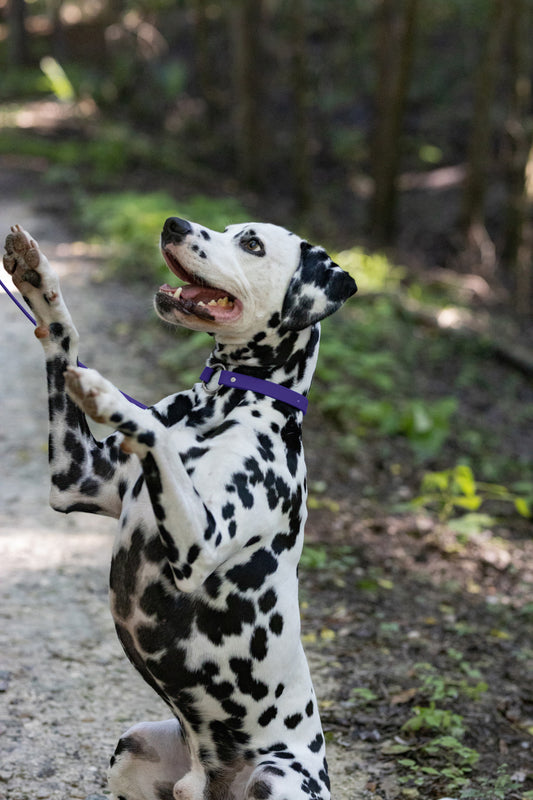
[217,297,230,307]
[198,301,207,307]
[208,299,218,306]
[173,287,183,298]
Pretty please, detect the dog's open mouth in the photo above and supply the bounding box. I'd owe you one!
[157,248,242,322]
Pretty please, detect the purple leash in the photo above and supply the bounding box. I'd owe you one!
[2,277,308,415]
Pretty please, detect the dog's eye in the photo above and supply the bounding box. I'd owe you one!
[242,237,265,256]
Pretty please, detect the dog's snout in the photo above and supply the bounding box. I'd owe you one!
[162,217,193,243]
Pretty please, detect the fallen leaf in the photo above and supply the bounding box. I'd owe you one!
[390,687,418,705]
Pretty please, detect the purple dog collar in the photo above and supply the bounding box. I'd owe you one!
[200,366,308,415]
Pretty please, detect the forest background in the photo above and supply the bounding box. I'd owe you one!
[1,1,533,799]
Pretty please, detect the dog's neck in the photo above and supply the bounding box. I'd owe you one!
[207,324,321,396]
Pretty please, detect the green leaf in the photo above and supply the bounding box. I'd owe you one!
[515,497,532,518]
[453,464,477,496]
[421,469,450,492]
[398,758,417,767]
[453,495,482,511]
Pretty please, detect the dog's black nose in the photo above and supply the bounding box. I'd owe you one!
[162,217,193,243]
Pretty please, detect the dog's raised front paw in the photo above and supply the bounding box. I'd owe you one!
[64,366,127,425]
[3,225,59,299]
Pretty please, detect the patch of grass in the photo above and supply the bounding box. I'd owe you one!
[391,656,491,795]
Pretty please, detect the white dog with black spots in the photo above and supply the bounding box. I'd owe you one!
[3,217,357,800]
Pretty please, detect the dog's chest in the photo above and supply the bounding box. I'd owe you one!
[109,392,307,636]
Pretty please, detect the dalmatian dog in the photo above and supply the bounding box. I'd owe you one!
[3,218,357,800]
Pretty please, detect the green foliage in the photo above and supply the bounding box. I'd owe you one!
[394,656,490,795]
[315,297,457,461]
[335,247,406,294]
[0,126,175,185]
[79,191,249,280]
[349,686,379,705]
[412,464,533,525]
[40,57,76,102]
[300,544,358,572]
[413,660,488,704]
[457,765,523,800]
[0,67,50,101]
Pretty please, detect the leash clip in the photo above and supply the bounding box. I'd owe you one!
[200,366,220,395]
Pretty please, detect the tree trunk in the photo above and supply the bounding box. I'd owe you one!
[192,0,217,118]
[231,0,265,189]
[370,0,419,244]
[288,0,312,217]
[500,0,532,313]
[7,0,29,66]
[461,0,506,273]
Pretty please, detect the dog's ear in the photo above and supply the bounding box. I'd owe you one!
[281,242,357,331]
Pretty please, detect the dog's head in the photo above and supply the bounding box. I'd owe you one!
[155,217,357,343]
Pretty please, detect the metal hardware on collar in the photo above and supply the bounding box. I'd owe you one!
[200,366,308,415]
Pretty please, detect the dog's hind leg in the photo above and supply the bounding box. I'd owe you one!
[108,719,191,800]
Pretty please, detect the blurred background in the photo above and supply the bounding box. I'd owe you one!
[2,0,533,292]
[2,0,531,509]
[1,3,533,798]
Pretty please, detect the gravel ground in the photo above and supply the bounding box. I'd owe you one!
[0,166,358,800]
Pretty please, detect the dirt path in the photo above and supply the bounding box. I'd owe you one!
[0,166,358,800]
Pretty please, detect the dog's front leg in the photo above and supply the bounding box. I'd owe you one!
[65,366,220,591]
[3,226,135,518]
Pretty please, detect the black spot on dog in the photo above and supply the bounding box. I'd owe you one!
[263,765,285,777]
[196,593,255,644]
[110,527,145,618]
[80,477,100,496]
[138,431,155,447]
[258,705,277,726]
[258,588,277,614]
[187,544,201,564]
[204,509,217,541]
[232,472,254,509]
[308,733,324,753]
[229,657,268,700]
[204,571,222,598]
[250,780,273,799]
[52,460,83,492]
[64,501,102,513]
[132,473,145,498]
[155,394,193,427]
[257,433,275,462]
[284,713,303,730]
[269,613,283,635]
[202,419,238,439]
[49,322,64,338]
[250,626,268,660]
[226,549,278,592]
